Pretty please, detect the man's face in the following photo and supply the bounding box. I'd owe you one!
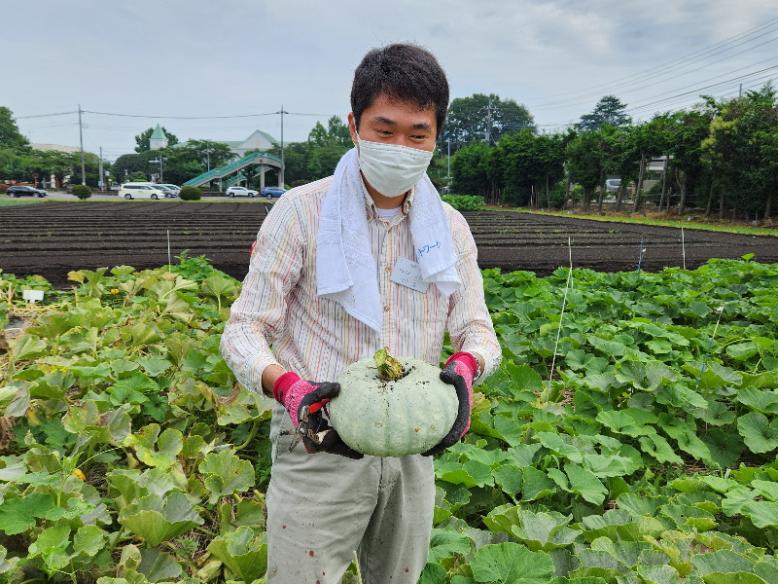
[349,93,437,152]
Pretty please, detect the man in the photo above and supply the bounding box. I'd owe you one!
[220,43,501,584]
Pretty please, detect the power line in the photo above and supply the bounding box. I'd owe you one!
[536,64,778,127]
[535,16,778,104]
[534,69,778,129]
[82,109,278,120]
[623,64,778,115]
[16,110,77,119]
[531,32,778,111]
[80,109,337,120]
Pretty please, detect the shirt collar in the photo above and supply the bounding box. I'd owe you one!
[360,176,414,221]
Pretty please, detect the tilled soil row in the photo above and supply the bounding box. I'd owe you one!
[1,202,776,287]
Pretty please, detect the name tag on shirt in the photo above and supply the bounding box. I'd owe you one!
[391,257,429,293]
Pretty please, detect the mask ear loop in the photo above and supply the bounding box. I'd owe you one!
[353,132,360,150]
[350,120,360,149]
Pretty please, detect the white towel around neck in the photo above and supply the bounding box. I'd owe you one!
[316,148,460,333]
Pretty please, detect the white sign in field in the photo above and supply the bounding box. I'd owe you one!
[22,290,44,303]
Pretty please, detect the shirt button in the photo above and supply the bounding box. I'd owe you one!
[384,305,390,312]
[385,266,392,273]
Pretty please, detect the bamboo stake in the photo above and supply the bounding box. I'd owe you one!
[549,236,573,383]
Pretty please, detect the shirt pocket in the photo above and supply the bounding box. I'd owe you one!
[398,281,448,327]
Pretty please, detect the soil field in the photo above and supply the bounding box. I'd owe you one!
[1,201,777,287]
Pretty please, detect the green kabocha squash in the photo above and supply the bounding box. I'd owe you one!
[328,348,459,457]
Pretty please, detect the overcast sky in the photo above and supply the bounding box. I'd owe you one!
[3,0,776,160]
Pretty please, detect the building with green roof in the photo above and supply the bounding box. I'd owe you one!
[149,124,168,150]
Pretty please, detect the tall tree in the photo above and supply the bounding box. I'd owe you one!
[184,140,233,170]
[577,95,631,131]
[497,129,565,207]
[112,153,149,182]
[440,93,535,151]
[702,85,778,220]
[666,109,713,214]
[601,124,641,211]
[134,126,179,153]
[307,121,329,146]
[566,129,607,210]
[0,106,29,149]
[451,142,498,201]
[326,116,352,147]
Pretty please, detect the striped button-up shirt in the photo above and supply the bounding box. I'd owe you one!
[220,176,501,395]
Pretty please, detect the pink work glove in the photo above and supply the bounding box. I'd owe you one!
[423,352,478,456]
[272,372,362,459]
[272,372,338,427]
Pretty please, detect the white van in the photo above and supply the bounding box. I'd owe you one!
[119,183,168,200]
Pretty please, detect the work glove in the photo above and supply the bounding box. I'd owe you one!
[423,352,477,456]
[272,372,363,459]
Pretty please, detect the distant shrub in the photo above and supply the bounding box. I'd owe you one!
[441,194,486,211]
[129,172,147,182]
[71,185,92,199]
[179,186,202,201]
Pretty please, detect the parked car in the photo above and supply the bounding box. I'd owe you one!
[119,183,168,200]
[605,178,622,193]
[159,183,181,196]
[260,186,286,198]
[7,185,47,198]
[152,184,179,198]
[226,186,258,198]
[109,184,121,192]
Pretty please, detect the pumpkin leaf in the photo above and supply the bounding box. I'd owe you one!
[123,424,183,469]
[207,526,267,583]
[737,412,778,454]
[198,449,255,504]
[119,492,203,547]
[470,542,554,583]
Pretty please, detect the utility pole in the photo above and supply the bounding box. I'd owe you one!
[98,146,104,191]
[739,83,743,98]
[150,155,164,182]
[278,105,288,187]
[484,96,494,144]
[78,104,86,185]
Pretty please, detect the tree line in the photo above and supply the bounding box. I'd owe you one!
[450,88,778,221]
[0,107,104,187]
[2,86,776,221]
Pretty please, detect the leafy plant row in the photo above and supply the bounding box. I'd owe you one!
[0,255,776,583]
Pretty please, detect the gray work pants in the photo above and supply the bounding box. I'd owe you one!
[266,407,435,584]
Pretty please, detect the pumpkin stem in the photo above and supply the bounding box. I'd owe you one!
[374,347,405,381]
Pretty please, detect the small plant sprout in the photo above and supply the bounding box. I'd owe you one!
[698,303,727,380]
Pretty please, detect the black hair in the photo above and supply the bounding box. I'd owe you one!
[351,43,449,137]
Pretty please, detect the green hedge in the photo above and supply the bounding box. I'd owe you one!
[441,194,486,211]
[71,184,92,199]
[179,186,202,201]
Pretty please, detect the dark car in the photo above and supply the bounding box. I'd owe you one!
[7,185,47,198]
[260,186,286,198]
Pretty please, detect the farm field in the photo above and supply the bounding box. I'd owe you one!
[2,202,778,288]
[1,256,777,582]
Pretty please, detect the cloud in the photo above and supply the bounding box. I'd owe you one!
[4,0,776,158]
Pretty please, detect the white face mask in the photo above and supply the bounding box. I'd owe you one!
[353,130,434,197]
